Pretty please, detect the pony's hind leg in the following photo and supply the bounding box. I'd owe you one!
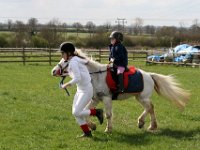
[147,103,157,131]
[138,109,147,129]
[136,96,147,129]
[137,97,157,131]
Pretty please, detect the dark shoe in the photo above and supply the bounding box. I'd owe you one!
[116,88,124,93]
[96,109,104,124]
[77,131,92,138]
[117,74,124,93]
[112,92,119,100]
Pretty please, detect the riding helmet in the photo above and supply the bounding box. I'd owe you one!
[59,42,75,54]
[109,31,123,42]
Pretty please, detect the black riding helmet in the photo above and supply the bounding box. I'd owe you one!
[59,42,75,55]
[109,31,123,42]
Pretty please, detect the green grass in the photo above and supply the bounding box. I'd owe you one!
[0,62,200,150]
[62,32,91,38]
[0,31,90,39]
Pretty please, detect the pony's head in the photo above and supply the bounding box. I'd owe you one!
[51,49,87,77]
[51,49,107,76]
[51,58,69,76]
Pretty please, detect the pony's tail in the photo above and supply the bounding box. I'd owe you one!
[150,73,190,110]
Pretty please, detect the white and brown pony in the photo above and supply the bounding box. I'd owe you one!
[52,50,190,133]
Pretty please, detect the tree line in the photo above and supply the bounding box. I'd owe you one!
[0,17,200,48]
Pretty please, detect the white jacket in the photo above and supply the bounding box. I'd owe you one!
[67,56,92,92]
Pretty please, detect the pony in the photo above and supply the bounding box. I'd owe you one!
[51,50,190,133]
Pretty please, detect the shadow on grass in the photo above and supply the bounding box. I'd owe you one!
[92,127,200,145]
[157,128,200,140]
[92,130,152,146]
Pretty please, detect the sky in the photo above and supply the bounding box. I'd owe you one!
[0,0,200,27]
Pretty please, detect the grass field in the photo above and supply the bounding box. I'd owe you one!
[0,62,200,150]
[0,31,91,39]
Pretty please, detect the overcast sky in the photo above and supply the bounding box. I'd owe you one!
[0,0,200,27]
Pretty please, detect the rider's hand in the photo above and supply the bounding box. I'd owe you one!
[61,73,69,77]
[110,58,114,63]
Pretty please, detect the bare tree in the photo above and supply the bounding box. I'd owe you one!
[7,19,12,30]
[27,18,38,36]
[190,19,200,33]
[178,21,187,40]
[14,20,28,47]
[144,25,156,35]
[85,21,96,37]
[62,23,68,40]
[179,21,186,33]
[73,22,83,37]
[133,18,144,35]
[156,26,177,37]
[193,19,199,26]
[104,22,111,32]
[40,19,63,47]
[62,23,67,31]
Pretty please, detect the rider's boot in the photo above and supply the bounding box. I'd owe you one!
[116,73,124,93]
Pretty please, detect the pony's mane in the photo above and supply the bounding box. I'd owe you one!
[76,49,107,69]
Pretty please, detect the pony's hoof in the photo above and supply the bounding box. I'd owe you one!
[88,123,97,131]
[104,127,112,133]
[147,128,157,133]
[138,120,145,129]
[147,123,157,132]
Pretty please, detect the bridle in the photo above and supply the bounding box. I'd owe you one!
[57,62,70,96]
[57,61,109,96]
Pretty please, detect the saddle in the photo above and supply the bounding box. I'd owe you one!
[106,66,144,94]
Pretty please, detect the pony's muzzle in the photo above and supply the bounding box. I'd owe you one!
[52,69,61,76]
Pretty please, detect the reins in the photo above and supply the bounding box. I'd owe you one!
[89,70,107,75]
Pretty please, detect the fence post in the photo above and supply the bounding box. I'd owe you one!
[49,47,52,66]
[99,48,101,62]
[132,51,134,60]
[22,47,25,65]
[146,48,148,65]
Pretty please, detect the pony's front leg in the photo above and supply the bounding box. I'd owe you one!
[102,96,113,133]
[85,99,99,131]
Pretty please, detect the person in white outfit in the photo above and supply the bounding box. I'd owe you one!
[59,42,103,138]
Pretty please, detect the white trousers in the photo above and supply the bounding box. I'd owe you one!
[72,83,93,125]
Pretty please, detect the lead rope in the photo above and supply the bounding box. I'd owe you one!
[58,63,70,96]
[59,76,70,96]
